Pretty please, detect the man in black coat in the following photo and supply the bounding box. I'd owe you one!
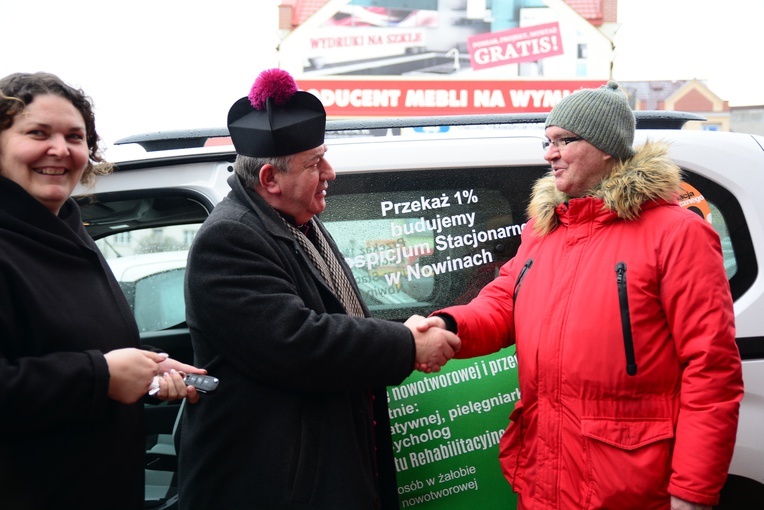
[178,68,461,510]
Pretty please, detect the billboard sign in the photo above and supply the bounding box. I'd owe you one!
[299,79,605,116]
[467,22,564,71]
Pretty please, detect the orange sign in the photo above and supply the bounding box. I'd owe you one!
[297,79,604,117]
[679,182,712,224]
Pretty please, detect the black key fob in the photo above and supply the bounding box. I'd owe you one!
[183,374,219,394]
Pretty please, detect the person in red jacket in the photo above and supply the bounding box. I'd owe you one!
[415,81,744,510]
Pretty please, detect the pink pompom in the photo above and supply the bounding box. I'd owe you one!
[248,68,299,110]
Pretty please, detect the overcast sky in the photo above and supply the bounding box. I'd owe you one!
[613,0,764,107]
[1,0,761,156]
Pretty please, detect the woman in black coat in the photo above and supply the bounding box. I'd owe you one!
[0,72,201,510]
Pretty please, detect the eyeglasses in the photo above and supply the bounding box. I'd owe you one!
[542,136,583,151]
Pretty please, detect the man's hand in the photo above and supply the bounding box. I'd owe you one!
[670,496,711,510]
[406,315,460,373]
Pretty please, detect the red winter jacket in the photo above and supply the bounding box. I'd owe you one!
[434,142,743,509]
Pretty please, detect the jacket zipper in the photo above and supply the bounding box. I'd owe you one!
[513,259,534,302]
[511,259,533,346]
[615,262,638,376]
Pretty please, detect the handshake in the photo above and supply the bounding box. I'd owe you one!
[405,315,461,373]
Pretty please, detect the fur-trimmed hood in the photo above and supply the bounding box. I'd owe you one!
[528,141,682,235]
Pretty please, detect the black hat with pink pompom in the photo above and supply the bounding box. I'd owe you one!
[227,68,326,157]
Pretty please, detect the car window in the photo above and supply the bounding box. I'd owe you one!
[96,225,199,332]
[681,173,756,301]
[131,267,186,332]
[321,165,548,320]
[78,188,212,335]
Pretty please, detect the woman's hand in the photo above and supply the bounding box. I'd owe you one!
[152,358,207,404]
[104,348,166,404]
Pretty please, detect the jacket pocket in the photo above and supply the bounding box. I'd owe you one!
[581,417,673,450]
[580,417,674,508]
[289,413,322,503]
[499,401,525,488]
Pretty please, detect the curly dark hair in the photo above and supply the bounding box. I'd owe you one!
[0,72,111,184]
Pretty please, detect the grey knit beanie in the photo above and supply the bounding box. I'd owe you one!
[546,80,636,161]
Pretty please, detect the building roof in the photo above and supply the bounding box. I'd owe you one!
[564,0,603,25]
[283,0,616,29]
[620,80,691,109]
[280,0,329,26]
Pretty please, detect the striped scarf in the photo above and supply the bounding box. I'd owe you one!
[283,217,365,318]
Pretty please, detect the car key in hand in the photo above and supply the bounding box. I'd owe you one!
[183,373,219,394]
[148,373,220,396]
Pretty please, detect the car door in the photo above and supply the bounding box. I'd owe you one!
[78,189,213,509]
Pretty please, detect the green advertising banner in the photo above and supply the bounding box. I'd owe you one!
[389,349,520,509]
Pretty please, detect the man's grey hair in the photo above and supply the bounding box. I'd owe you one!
[234,154,294,189]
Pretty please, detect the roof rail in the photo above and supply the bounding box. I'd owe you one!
[113,128,229,152]
[114,111,707,152]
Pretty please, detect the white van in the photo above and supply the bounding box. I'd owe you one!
[77,112,764,509]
